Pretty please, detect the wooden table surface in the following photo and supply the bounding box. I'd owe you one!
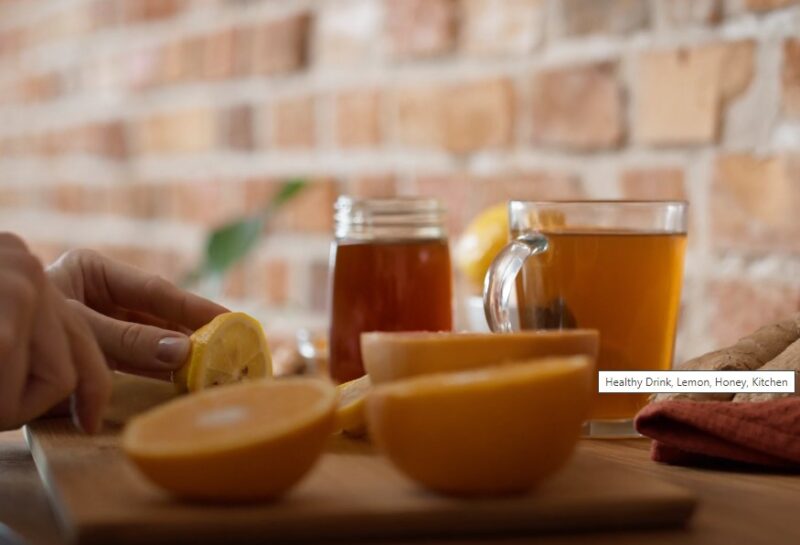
[2,428,799,545]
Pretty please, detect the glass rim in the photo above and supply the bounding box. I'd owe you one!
[335,196,445,212]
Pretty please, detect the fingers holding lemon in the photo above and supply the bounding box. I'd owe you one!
[173,312,272,393]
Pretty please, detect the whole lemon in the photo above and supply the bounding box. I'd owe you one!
[454,203,509,289]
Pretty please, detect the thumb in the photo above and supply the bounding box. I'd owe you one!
[68,301,191,372]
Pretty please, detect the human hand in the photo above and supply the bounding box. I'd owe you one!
[0,234,110,433]
[47,249,228,378]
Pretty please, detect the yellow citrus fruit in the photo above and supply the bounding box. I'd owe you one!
[361,330,598,384]
[453,203,508,288]
[334,374,371,438]
[366,356,592,497]
[174,312,272,393]
[122,378,337,501]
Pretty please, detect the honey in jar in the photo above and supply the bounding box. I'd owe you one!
[329,197,453,384]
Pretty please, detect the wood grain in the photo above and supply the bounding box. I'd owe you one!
[23,374,696,544]
[7,430,800,545]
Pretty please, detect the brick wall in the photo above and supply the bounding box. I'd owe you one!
[1,0,799,359]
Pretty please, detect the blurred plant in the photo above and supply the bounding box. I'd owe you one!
[183,179,307,287]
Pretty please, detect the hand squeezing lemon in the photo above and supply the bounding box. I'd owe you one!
[173,312,272,392]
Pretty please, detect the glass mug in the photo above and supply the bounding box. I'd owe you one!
[484,201,687,437]
[328,197,453,384]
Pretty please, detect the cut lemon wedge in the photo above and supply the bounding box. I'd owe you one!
[174,312,272,393]
[366,356,592,496]
[335,374,371,438]
[122,378,336,501]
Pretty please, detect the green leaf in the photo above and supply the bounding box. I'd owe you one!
[204,215,264,275]
[266,178,307,213]
[182,179,309,286]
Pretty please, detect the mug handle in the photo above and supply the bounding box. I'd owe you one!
[483,233,549,332]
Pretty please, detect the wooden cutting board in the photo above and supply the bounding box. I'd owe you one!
[26,375,696,545]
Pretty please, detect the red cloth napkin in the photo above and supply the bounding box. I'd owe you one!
[634,398,800,468]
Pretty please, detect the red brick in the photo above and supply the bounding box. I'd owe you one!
[126,46,160,90]
[460,0,545,55]
[711,154,800,253]
[344,175,398,198]
[393,79,514,153]
[555,0,649,36]
[273,179,338,233]
[80,186,110,214]
[743,0,799,10]
[391,86,445,147]
[180,36,205,81]
[90,0,122,28]
[50,184,88,213]
[635,41,755,145]
[122,0,183,23]
[255,259,289,305]
[335,90,382,148]
[231,178,316,224]
[149,249,194,284]
[249,13,311,75]
[0,187,21,207]
[0,27,24,59]
[222,264,247,299]
[20,73,60,103]
[447,80,515,153]
[707,279,800,347]
[271,96,315,149]
[620,168,687,200]
[202,29,235,80]
[309,261,330,311]
[472,172,583,207]
[232,26,253,76]
[655,0,722,26]
[386,0,457,59]
[136,108,217,154]
[242,178,280,215]
[106,185,160,219]
[530,62,623,150]
[54,122,128,159]
[783,39,800,119]
[316,0,381,66]
[33,10,91,44]
[157,41,186,84]
[164,180,245,227]
[413,171,582,234]
[220,104,254,151]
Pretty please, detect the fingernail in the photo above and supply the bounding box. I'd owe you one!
[157,336,191,367]
[69,396,85,433]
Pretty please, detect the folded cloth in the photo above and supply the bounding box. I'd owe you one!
[634,398,800,468]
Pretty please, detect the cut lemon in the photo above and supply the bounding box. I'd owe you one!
[334,374,371,438]
[174,312,272,393]
[366,356,592,497]
[122,378,336,501]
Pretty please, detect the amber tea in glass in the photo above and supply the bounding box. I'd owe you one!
[484,201,687,437]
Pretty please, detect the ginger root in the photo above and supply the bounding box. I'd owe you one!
[733,337,800,402]
[652,313,800,403]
